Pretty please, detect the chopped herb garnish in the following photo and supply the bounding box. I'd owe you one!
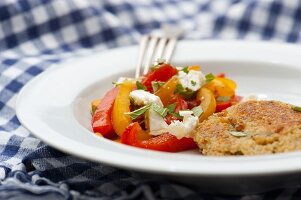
[192,106,203,117]
[150,64,160,71]
[125,104,151,120]
[174,84,196,99]
[112,81,121,86]
[150,59,166,71]
[191,80,196,86]
[151,81,165,92]
[229,131,247,137]
[151,104,168,118]
[205,73,215,82]
[165,103,183,120]
[170,112,183,120]
[136,81,147,91]
[166,103,176,113]
[175,83,185,93]
[182,66,189,74]
[293,106,301,112]
[216,96,231,102]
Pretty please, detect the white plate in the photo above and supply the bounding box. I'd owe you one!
[16,40,301,194]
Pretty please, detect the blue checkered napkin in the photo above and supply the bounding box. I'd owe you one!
[0,0,301,199]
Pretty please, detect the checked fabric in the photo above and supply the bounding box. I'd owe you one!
[0,0,301,199]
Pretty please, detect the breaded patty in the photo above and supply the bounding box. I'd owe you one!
[192,100,301,156]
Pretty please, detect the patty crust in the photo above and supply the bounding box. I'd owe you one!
[192,100,301,156]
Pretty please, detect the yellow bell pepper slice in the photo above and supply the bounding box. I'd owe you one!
[155,76,179,106]
[188,65,201,71]
[94,132,103,137]
[112,80,134,136]
[216,77,236,91]
[197,87,216,122]
[204,78,235,97]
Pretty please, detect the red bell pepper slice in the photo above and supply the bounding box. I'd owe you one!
[121,122,197,152]
[216,73,225,78]
[215,95,243,112]
[215,101,232,112]
[141,63,178,92]
[92,87,119,138]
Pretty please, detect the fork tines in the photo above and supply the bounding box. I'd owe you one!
[135,35,177,79]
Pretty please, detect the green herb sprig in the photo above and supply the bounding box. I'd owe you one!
[216,96,231,102]
[166,103,176,113]
[182,66,189,74]
[191,80,196,86]
[151,104,168,118]
[136,81,147,90]
[205,73,215,82]
[229,131,247,137]
[174,84,196,99]
[192,106,203,117]
[112,81,122,87]
[125,104,152,120]
[293,106,301,112]
[151,81,165,92]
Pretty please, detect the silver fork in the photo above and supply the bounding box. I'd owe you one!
[135,34,178,79]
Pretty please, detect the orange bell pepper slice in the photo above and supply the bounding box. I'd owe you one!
[112,80,134,136]
[154,76,179,106]
[196,87,216,122]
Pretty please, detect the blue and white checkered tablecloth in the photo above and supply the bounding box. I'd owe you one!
[0,0,301,199]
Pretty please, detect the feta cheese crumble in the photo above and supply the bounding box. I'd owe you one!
[129,90,198,139]
[115,77,135,84]
[129,90,163,106]
[148,108,168,135]
[166,111,198,139]
[178,70,206,91]
[149,110,198,139]
[129,90,166,135]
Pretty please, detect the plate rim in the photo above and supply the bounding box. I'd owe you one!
[16,40,301,177]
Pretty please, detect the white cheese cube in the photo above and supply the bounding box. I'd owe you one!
[148,109,168,135]
[178,70,206,91]
[129,90,163,106]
